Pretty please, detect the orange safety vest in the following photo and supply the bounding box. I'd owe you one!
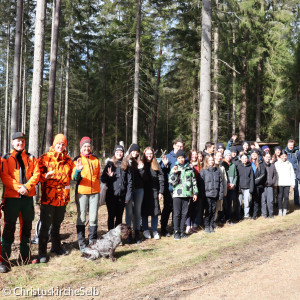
[72,154,101,194]
[38,148,74,206]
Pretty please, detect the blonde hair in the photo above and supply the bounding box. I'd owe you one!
[142,147,159,171]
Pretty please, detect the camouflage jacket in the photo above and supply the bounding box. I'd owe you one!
[169,163,198,198]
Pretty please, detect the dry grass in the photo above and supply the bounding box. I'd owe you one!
[1,196,300,299]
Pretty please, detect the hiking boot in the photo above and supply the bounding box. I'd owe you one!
[278,209,283,216]
[161,231,171,237]
[174,231,181,240]
[125,231,133,244]
[0,262,9,273]
[143,230,151,239]
[283,209,287,216]
[76,225,86,251]
[38,237,48,263]
[153,231,160,240]
[50,247,69,256]
[180,233,188,239]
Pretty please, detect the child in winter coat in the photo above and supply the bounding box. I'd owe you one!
[262,152,277,218]
[200,155,224,233]
[275,150,295,216]
[101,145,132,230]
[169,150,198,240]
[237,154,254,219]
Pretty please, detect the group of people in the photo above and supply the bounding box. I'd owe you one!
[0,132,299,274]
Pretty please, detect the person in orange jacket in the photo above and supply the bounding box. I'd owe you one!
[38,134,75,263]
[72,137,101,251]
[1,132,40,271]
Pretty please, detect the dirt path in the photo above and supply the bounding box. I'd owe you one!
[182,232,300,300]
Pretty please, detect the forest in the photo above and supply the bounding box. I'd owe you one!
[0,0,299,158]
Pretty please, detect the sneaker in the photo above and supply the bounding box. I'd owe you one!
[185,226,191,234]
[50,247,69,256]
[153,231,160,240]
[278,209,283,216]
[143,230,151,239]
[283,209,287,216]
[205,227,211,233]
[161,231,171,237]
[180,233,188,239]
[209,226,215,233]
[174,231,181,240]
[270,215,274,219]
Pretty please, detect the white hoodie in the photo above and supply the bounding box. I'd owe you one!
[275,159,294,186]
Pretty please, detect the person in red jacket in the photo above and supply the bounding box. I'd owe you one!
[1,132,40,272]
[38,134,75,263]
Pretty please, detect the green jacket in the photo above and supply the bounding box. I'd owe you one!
[169,163,198,198]
[221,160,238,187]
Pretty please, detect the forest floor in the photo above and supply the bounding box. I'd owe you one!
[1,196,300,300]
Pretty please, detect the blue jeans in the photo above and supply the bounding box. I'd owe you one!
[125,188,144,230]
[142,215,158,232]
[294,179,299,205]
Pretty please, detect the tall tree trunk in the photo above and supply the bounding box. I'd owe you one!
[3,22,10,154]
[212,0,219,144]
[132,0,142,144]
[199,0,212,150]
[58,53,64,133]
[115,82,119,145]
[86,52,89,132]
[11,0,24,135]
[63,37,70,138]
[29,0,47,157]
[125,82,129,149]
[21,45,27,134]
[45,0,61,151]
[166,97,169,150]
[232,28,237,135]
[18,7,24,132]
[150,46,162,148]
[192,64,198,150]
[256,60,262,141]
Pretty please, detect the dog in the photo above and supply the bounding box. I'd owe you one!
[81,224,130,262]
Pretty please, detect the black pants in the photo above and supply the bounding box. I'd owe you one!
[204,197,217,228]
[277,186,290,210]
[173,197,189,233]
[252,187,263,218]
[39,204,66,240]
[106,194,125,230]
[161,191,173,232]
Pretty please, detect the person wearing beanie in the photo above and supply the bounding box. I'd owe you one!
[101,145,132,231]
[37,134,74,263]
[262,145,270,152]
[1,132,40,272]
[216,143,225,156]
[222,150,238,223]
[72,137,101,251]
[169,150,198,240]
[125,144,144,243]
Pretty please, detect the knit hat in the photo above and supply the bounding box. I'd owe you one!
[230,146,238,153]
[176,149,185,158]
[242,141,249,146]
[262,145,270,152]
[114,144,124,153]
[216,143,225,150]
[224,150,232,157]
[251,148,260,155]
[53,134,67,147]
[128,143,140,153]
[274,146,282,151]
[80,136,92,149]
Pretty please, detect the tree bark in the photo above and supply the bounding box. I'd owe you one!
[212,0,219,144]
[151,46,162,148]
[45,0,61,151]
[58,53,64,133]
[28,0,46,157]
[199,0,212,150]
[3,22,10,154]
[232,28,237,135]
[11,0,24,135]
[115,81,119,145]
[125,82,129,149]
[132,0,142,144]
[256,60,262,141]
[64,37,70,138]
[21,44,27,134]
[192,64,198,150]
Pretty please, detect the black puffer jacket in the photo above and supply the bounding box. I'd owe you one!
[237,162,254,193]
[101,160,132,202]
[128,159,144,190]
[263,161,277,187]
[253,160,266,189]
[199,167,223,200]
